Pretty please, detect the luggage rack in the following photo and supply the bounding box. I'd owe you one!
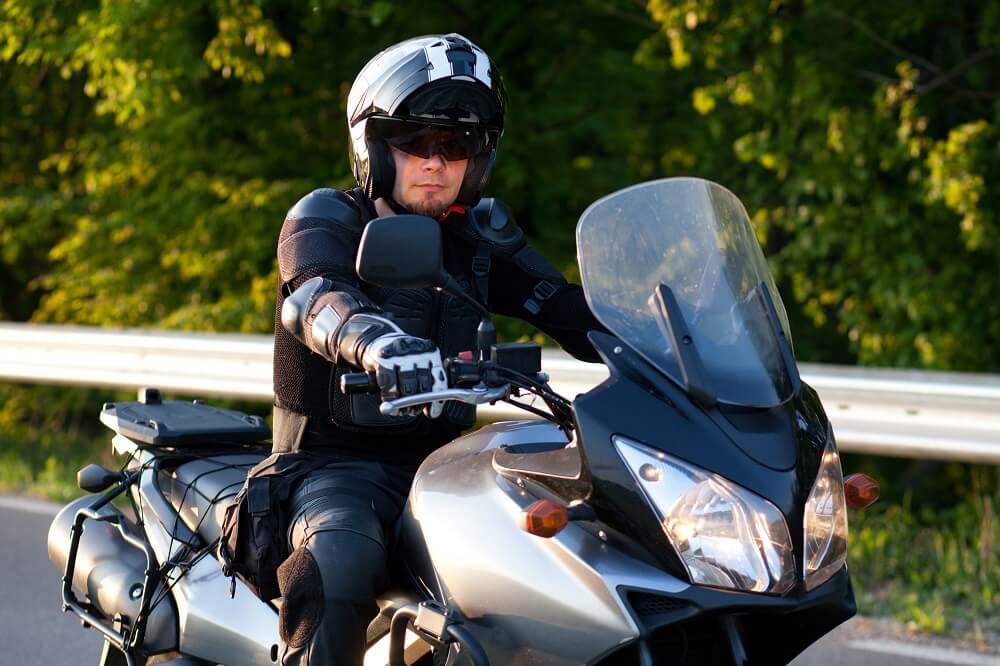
[62,388,271,665]
[100,387,271,449]
[61,469,157,666]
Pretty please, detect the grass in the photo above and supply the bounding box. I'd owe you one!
[845,460,999,643]
[0,383,270,501]
[0,429,113,502]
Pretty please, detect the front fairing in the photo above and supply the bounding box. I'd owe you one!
[572,333,854,661]
[404,175,853,662]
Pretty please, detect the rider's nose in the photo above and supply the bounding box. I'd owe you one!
[421,154,447,170]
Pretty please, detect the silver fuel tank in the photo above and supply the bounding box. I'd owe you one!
[400,420,690,665]
[47,496,178,654]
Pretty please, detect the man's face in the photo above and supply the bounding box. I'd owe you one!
[389,146,468,218]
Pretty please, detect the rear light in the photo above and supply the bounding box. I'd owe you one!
[844,473,880,509]
[519,499,568,538]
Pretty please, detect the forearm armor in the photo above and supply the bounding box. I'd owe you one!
[281,277,397,368]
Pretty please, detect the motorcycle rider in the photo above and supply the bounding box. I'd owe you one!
[273,33,605,665]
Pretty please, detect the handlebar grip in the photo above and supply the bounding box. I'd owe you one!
[340,372,379,395]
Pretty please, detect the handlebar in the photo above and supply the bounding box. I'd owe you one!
[340,367,512,416]
[340,371,380,395]
[340,348,563,420]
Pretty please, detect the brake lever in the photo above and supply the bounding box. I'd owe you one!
[379,385,511,417]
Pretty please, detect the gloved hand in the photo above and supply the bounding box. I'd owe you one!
[361,330,449,418]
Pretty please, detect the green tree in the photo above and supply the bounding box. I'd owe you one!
[1,0,997,365]
[640,0,1000,368]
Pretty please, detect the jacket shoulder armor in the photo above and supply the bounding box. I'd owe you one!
[469,198,524,248]
[286,188,362,236]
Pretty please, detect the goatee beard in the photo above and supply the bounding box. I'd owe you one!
[404,199,450,218]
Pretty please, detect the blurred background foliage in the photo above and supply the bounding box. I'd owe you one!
[1,0,998,640]
[2,0,998,366]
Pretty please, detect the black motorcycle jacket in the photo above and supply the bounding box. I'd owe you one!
[272,187,605,464]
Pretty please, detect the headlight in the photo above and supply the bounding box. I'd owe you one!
[614,435,796,594]
[803,429,848,591]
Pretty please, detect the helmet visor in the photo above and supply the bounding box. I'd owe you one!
[369,117,492,161]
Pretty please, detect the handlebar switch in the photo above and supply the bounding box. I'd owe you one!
[446,359,481,387]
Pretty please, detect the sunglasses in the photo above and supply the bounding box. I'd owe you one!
[370,118,493,161]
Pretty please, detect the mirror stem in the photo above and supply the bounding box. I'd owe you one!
[477,317,496,361]
[438,277,489,317]
[436,278,495,360]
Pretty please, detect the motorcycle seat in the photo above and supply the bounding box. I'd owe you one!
[158,453,266,543]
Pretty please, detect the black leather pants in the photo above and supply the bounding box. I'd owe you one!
[277,459,418,666]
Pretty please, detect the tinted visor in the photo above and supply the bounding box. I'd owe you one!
[369,117,492,161]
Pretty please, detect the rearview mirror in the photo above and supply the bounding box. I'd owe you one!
[356,215,445,289]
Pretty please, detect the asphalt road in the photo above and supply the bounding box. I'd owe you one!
[1,497,104,665]
[2,495,997,666]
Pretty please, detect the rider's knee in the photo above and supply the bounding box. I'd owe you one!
[305,528,389,603]
[278,527,388,651]
[277,545,325,649]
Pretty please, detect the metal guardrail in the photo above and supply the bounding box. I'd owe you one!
[1,323,999,463]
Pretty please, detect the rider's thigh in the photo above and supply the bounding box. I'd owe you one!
[286,460,416,545]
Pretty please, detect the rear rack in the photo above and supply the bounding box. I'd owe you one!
[61,472,159,666]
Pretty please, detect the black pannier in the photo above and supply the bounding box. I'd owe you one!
[217,451,327,601]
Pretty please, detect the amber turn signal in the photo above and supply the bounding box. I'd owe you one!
[844,473,880,509]
[519,499,569,538]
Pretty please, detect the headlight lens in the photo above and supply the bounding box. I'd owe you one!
[614,435,796,594]
[803,429,849,591]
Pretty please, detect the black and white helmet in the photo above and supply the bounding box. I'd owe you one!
[347,34,506,207]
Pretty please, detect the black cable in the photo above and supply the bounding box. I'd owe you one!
[147,457,254,612]
[493,369,574,421]
[119,449,146,526]
[501,397,558,422]
[161,451,249,556]
[154,449,254,564]
[494,369,574,427]
[493,366,571,409]
[118,450,255,614]
[495,371,560,407]
[496,376,575,433]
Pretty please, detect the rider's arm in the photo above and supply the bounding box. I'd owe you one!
[466,199,606,363]
[278,188,447,414]
[488,249,606,363]
[277,188,400,368]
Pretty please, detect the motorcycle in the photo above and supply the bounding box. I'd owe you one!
[48,177,879,665]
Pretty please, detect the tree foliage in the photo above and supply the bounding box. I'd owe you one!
[2,0,998,370]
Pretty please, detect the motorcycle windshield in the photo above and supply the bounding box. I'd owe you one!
[577,178,794,408]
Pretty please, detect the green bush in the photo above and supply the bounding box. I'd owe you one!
[846,459,999,639]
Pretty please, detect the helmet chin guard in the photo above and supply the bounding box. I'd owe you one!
[457,147,496,207]
[347,34,506,207]
[362,138,396,201]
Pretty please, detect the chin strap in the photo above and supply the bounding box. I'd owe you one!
[437,204,466,221]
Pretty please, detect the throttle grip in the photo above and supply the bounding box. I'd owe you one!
[340,372,380,395]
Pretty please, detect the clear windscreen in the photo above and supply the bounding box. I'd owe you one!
[576,178,794,407]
